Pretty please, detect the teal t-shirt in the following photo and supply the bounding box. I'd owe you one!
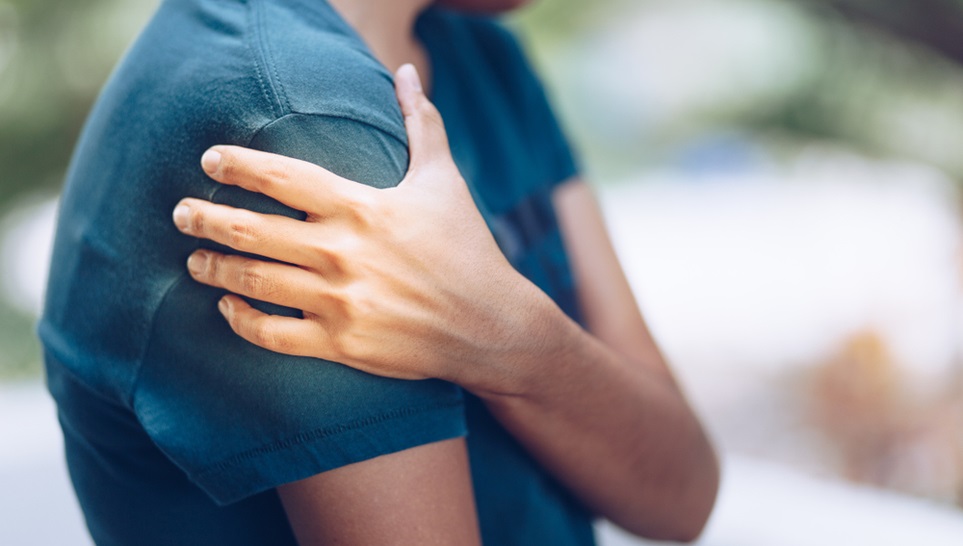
[39,0,593,544]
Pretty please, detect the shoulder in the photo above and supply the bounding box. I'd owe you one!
[44,0,413,401]
[118,0,406,141]
[253,0,407,143]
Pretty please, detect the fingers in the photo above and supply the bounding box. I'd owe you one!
[173,198,341,268]
[200,145,370,218]
[218,295,328,357]
[394,64,453,173]
[188,250,337,311]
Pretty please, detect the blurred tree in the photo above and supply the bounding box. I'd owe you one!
[0,0,154,206]
[747,1,963,180]
[0,0,155,378]
[817,0,963,65]
[0,302,38,379]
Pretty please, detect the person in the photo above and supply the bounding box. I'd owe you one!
[40,0,719,544]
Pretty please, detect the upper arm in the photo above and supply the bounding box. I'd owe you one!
[278,438,480,546]
[132,112,467,507]
[552,178,674,380]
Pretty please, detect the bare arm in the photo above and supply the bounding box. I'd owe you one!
[478,180,719,541]
[172,64,718,541]
[278,438,480,545]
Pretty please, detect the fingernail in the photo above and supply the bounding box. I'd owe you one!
[201,149,222,174]
[173,203,190,231]
[218,297,232,316]
[187,251,209,276]
[397,63,422,93]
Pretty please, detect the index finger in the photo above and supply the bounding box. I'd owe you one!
[201,145,364,217]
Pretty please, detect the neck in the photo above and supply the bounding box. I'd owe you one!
[327,0,433,73]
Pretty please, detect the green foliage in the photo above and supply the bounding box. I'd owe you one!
[0,300,40,379]
[0,0,155,377]
[513,0,963,184]
[0,0,155,201]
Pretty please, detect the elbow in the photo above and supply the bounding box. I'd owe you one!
[667,444,720,543]
[618,439,721,543]
[659,504,715,544]
[644,525,706,544]
[623,481,719,543]
[681,453,720,542]
[668,420,721,543]
[615,513,711,544]
[621,496,716,544]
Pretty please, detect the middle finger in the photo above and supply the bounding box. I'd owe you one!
[173,198,335,268]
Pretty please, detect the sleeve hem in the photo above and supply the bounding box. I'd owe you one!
[192,399,466,506]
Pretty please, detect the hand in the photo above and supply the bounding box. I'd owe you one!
[172,64,554,392]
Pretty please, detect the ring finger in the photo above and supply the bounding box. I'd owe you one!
[188,250,338,313]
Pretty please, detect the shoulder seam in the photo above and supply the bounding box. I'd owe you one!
[128,110,408,410]
[259,110,408,148]
[246,0,288,118]
[204,112,407,213]
[253,0,292,114]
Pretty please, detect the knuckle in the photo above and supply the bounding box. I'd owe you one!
[423,116,448,143]
[253,323,295,353]
[310,242,344,274]
[416,95,438,117]
[343,191,376,227]
[204,252,221,280]
[226,212,259,249]
[421,103,444,128]
[418,98,444,123]
[343,286,375,326]
[268,332,292,353]
[331,328,360,362]
[324,289,351,322]
[319,282,380,364]
[336,337,359,363]
[217,152,237,179]
[326,334,349,363]
[341,328,375,364]
[321,292,357,358]
[238,261,267,294]
[188,208,205,235]
[251,322,279,350]
[260,159,293,190]
[326,251,348,277]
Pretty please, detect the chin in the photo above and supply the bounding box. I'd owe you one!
[436,0,532,14]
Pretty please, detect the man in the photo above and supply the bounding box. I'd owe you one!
[41,0,718,543]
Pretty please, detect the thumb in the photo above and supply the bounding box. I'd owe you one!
[395,63,453,174]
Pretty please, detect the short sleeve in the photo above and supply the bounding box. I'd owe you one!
[132,113,466,506]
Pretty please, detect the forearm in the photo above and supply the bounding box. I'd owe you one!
[466,288,719,542]
[174,75,719,540]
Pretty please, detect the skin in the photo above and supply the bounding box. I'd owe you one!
[172,0,720,543]
[278,438,480,546]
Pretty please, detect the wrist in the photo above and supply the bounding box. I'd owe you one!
[461,277,582,402]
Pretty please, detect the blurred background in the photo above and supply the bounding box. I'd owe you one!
[2,0,963,543]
